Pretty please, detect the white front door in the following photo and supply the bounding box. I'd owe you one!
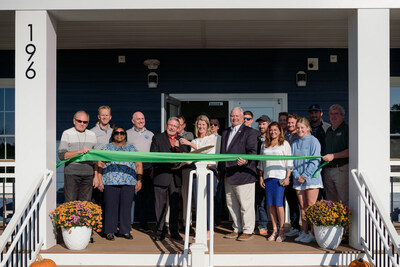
[230,99,282,129]
[167,93,287,129]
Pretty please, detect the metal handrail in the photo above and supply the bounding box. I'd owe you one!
[0,169,53,267]
[351,169,400,267]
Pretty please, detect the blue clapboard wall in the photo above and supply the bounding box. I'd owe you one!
[1,48,400,213]
[55,48,350,137]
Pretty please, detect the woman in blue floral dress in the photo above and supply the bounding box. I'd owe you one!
[97,127,143,241]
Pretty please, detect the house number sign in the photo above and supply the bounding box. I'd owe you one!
[25,24,36,79]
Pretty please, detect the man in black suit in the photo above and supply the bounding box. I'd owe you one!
[218,107,258,241]
[150,117,189,241]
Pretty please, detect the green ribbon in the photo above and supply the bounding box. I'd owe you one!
[57,150,328,177]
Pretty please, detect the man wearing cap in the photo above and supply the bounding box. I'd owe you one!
[254,115,271,235]
[308,104,331,151]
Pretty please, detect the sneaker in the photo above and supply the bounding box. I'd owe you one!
[285,227,300,237]
[254,227,268,236]
[294,231,307,242]
[224,232,240,239]
[300,233,315,243]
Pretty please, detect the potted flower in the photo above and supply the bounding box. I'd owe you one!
[50,201,102,250]
[304,200,351,249]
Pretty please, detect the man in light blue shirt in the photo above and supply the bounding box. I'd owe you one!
[126,111,154,232]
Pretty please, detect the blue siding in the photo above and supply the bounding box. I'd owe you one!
[7,48,400,137]
[55,48,349,137]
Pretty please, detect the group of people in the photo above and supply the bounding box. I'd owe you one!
[58,103,349,243]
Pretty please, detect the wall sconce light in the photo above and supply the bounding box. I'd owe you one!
[144,59,160,88]
[296,71,307,87]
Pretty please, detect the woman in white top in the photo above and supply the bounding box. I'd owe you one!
[179,115,217,239]
[258,122,293,242]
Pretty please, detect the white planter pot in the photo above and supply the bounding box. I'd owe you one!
[313,225,344,250]
[62,226,92,250]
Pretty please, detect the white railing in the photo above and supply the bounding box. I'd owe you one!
[0,161,15,231]
[183,162,214,267]
[351,169,400,267]
[0,169,53,267]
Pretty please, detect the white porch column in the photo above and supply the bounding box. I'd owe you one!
[15,11,57,249]
[348,9,390,249]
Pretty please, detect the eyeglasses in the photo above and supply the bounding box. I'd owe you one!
[114,131,126,135]
[167,123,179,128]
[75,119,89,124]
[244,117,253,121]
[210,123,219,127]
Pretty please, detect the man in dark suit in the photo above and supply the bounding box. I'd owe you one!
[150,117,189,241]
[218,107,258,241]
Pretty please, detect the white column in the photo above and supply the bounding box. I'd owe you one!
[15,11,57,249]
[348,9,390,249]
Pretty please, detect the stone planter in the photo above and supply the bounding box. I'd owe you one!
[313,225,344,249]
[62,226,92,250]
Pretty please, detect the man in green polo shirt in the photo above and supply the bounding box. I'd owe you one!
[322,104,349,206]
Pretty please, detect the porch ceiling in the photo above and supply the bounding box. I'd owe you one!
[1,9,400,49]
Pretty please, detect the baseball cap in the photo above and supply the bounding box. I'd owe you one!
[308,104,322,112]
[256,115,271,123]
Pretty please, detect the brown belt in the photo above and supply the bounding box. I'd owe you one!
[326,162,348,168]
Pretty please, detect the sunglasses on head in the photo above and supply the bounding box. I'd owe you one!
[114,131,126,135]
[244,117,253,121]
[75,119,89,124]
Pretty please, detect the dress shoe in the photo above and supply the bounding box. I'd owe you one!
[139,224,152,233]
[116,233,133,240]
[154,235,165,241]
[170,233,183,241]
[106,233,115,241]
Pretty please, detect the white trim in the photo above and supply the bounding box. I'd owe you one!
[2,1,400,10]
[161,93,166,132]
[0,79,15,88]
[170,93,287,104]
[42,252,364,266]
[170,93,287,112]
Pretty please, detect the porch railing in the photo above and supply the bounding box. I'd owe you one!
[0,169,53,267]
[0,161,16,231]
[390,160,400,221]
[351,169,400,267]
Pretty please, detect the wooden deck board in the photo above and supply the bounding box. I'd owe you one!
[42,224,361,255]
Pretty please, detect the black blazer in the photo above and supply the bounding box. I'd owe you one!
[218,124,258,185]
[150,132,189,187]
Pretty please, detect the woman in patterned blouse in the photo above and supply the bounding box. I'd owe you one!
[97,127,143,241]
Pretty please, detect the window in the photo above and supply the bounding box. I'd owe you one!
[0,88,15,160]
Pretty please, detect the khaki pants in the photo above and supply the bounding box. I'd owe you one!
[225,178,255,235]
[324,164,349,206]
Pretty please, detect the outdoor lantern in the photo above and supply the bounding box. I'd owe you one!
[296,71,307,87]
[144,59,160,88]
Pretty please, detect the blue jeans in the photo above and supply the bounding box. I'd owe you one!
[255,182,268,228]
